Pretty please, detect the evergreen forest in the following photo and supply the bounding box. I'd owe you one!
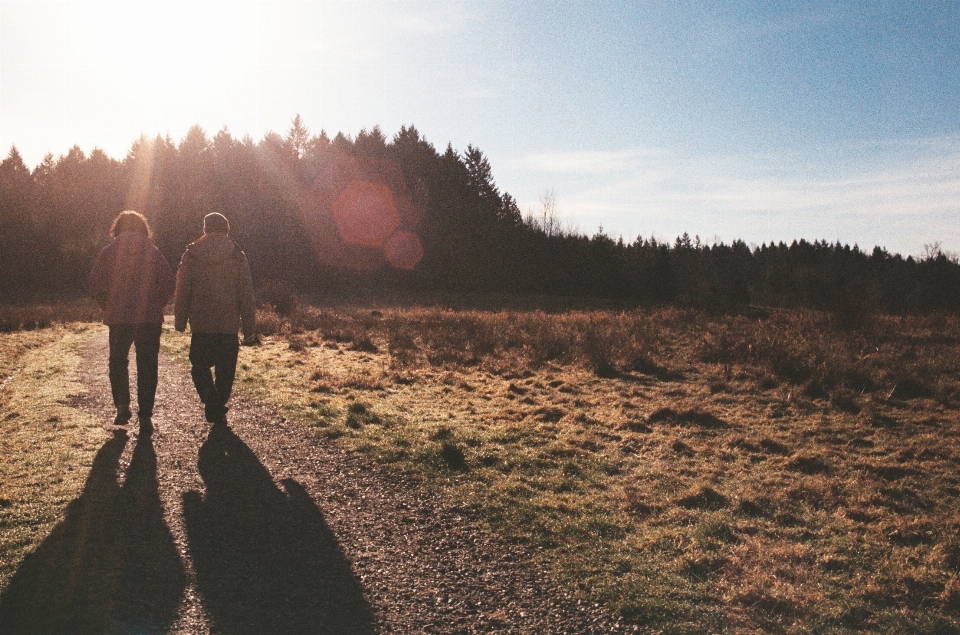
[1,117,958,314]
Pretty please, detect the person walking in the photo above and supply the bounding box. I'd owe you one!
[89,211,175,432]
[174,213,257,425]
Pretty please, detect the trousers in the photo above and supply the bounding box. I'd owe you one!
[189,333,239,422]
[108,323,163,418]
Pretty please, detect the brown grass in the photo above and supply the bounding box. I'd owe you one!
[216,304,960,634]
[3,302,958,633]
[0,300,102,334]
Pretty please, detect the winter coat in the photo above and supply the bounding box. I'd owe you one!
[174,233,256,338]
[88,232,175,325]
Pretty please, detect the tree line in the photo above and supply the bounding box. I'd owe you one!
[1,117,958,314]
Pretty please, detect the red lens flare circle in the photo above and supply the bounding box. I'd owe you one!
[331,181,400,248]
[384,230,424,270]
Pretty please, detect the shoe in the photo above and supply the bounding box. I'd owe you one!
[114,407,132,426]
[138,415,153,435]
[204,403,228,423]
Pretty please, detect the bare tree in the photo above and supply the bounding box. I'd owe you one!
[524,189,559,236]
[922,242,943,260]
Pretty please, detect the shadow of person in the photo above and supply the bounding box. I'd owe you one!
[183,422,376,635]
[0,429,186,635]
[111,429,188,632]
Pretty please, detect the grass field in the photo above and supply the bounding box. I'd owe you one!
[3,301,959,633]
[169,303,960,634]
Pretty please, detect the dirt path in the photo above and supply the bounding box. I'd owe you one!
[9,331,631,634]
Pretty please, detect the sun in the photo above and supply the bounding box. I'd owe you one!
[68,2,261,75]
[50,1,267,140]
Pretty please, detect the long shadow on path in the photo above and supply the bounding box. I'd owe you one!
[182,422,375,635]
[0,430,186,635]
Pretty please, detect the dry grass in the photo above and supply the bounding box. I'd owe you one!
[3,302,957,633]
[0,323,110,588]
[0,300,102,334]
[205,304,960,634]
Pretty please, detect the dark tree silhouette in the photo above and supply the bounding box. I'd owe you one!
[0,118,958,314]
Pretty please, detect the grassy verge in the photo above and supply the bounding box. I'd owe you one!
[0,323,110,588]
[189,304,960,634]
[0,300,101,333]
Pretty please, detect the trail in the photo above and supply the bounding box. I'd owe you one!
[2,330,630,634]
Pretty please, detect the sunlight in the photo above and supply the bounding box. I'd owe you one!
[124,134,156,213]
[54,2,267,141]
[2,0,404,166]
[64,2,261,72]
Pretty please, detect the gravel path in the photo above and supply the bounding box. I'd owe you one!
[59,331,631,634]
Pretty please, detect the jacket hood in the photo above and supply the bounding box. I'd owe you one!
[185,233,240,263]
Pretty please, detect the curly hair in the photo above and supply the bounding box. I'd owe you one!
[110,210,151,238]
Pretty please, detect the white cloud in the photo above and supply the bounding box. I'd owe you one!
[389,1,476,35]
[508,148,662,175]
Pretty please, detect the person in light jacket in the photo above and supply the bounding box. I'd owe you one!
[89,211,174,430]
[174,213,257,425]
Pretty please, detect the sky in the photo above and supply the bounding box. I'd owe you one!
[1,0,959,258]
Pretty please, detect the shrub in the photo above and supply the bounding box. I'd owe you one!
[345,401,380,428]
[257,279,300,316]
[439,440,467,471]
[255,308,285,336]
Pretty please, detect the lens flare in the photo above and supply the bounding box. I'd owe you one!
[384,230,424,270]
[297,151,424,271]
[331,181,400,248]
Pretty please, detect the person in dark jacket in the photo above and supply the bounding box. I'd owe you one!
[89,211,174,430]
[174,213,257,425]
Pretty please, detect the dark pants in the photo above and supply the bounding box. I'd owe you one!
[108,323,163,418]
[189,333,239,422]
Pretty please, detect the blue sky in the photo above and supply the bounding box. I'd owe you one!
[1,1,958,257]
